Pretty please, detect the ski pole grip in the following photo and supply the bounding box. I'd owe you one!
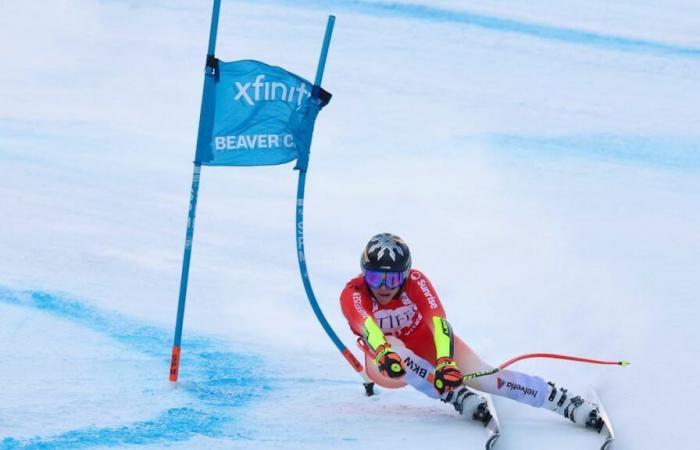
[463,367,499,381]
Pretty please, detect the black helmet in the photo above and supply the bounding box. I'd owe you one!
[361,233,411,273]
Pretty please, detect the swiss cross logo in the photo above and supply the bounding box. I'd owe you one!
[497,377,505,389]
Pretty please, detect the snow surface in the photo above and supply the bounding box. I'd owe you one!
[1,0,699,448]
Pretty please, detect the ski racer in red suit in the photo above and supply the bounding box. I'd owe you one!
[340,233,604,430]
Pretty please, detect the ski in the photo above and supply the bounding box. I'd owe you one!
[588,388,615,450]
[472,393,501,450]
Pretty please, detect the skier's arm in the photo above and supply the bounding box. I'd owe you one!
[338,281,389,351]
[404,270,464,393]
[403,270,452,357]
[432,316,455,360]
[431,315,465,393]
[361,315,387,352]
[339,282,374,337]
[360,317,404,377]
[339,282,406,378]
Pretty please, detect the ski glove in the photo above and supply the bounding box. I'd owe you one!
[374,344,406,379]
[434,357,464,395]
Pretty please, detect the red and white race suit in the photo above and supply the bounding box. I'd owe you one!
[340,269,549,406]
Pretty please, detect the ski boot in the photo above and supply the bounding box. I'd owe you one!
[545,382,604,431]
[443,384,492,424]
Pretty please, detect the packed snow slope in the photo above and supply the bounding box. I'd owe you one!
[1,1,699,449]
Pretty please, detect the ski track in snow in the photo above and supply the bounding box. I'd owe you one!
[270,0,700,57]
[470,134,700,172]
[0,287,265,449]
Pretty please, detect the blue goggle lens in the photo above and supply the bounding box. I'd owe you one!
[364,270,406,289]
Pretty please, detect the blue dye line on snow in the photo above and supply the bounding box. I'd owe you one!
[475,134,700,171]
[270,0,700,58]
[2,409,226,450]
[0,287,267,449]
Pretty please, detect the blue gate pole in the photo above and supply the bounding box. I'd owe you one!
[170,0,222,382]
[294,16,367,379]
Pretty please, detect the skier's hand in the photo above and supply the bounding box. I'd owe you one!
[434,357,464,395]
[374,344,406,379]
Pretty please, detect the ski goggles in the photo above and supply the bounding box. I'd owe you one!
[363,270,407,290]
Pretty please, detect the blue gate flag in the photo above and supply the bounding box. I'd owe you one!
[195,59,331,167]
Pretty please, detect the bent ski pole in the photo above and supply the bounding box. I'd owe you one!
[293,16,372,389]
[463,353,630,381]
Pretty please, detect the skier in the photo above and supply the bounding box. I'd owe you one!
[340,233,604,430]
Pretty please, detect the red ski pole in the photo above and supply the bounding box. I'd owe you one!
[463,352,630,381]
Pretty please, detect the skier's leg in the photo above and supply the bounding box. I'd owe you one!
[381,336,440,398]
[372,335,550,406]
[364,336,486,416]
[453,336,601,428]
[541,381,604,429]
[453,336,548,407]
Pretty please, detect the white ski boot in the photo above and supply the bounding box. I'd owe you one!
[545,382,604,431]
[443,384,492,424]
